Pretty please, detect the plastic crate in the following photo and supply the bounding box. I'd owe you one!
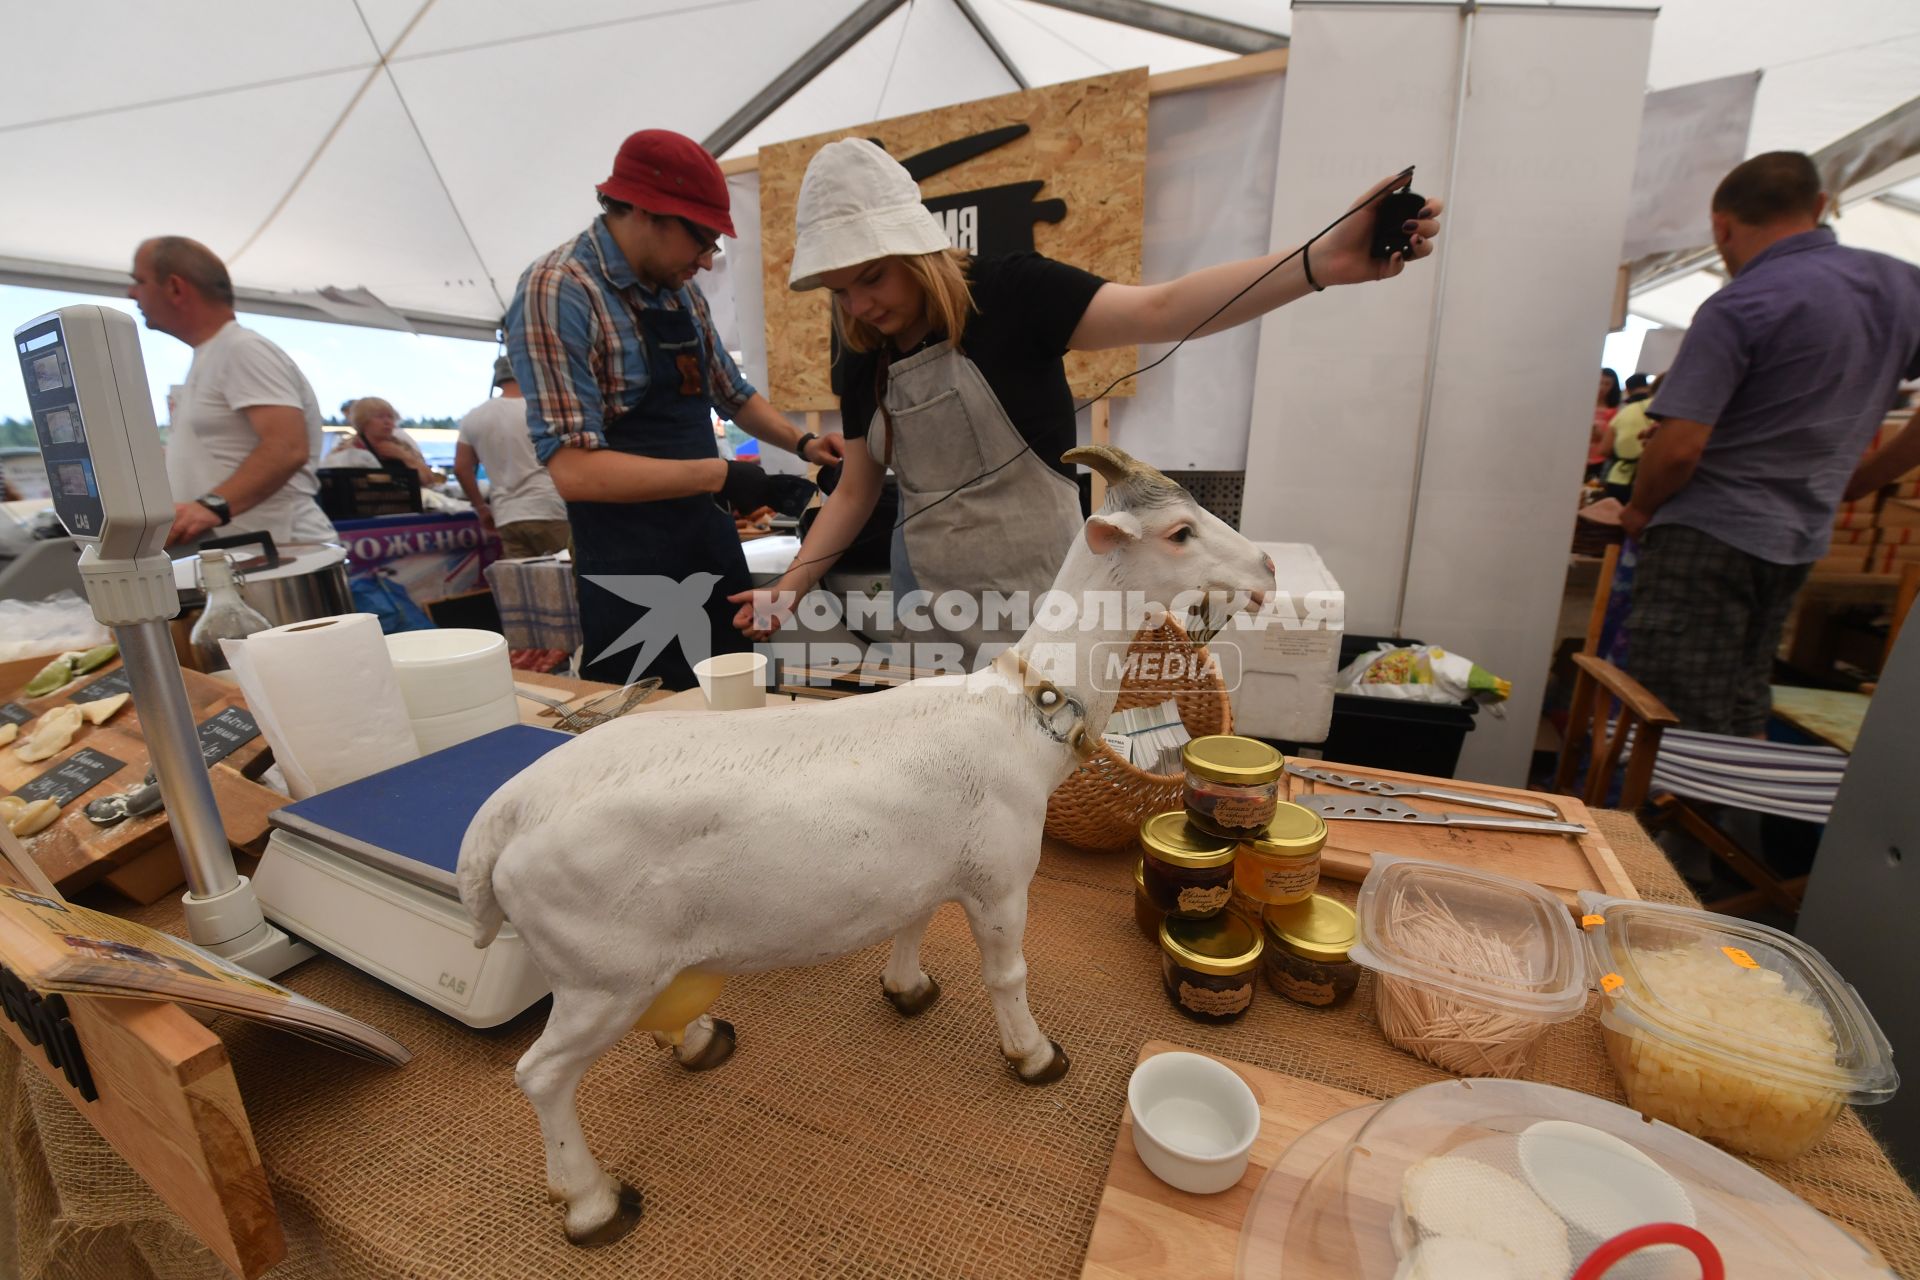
[1266,632,1479,778]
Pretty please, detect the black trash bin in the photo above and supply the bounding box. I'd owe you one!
[1266,633,1480,778]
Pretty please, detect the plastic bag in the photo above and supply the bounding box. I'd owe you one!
[0,592,112,663]
[1337,644,1510,712]
[350,571,436,634]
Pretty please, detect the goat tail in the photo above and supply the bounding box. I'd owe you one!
[456,819,508,950]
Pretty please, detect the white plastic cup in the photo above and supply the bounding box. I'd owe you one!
[693,652,768,711]
[1126,1051,1261,1195]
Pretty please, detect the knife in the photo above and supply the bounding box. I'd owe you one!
[1286,761,1561,819]
[1292,793,1589,836]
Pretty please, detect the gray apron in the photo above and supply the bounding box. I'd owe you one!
[868,340,1084,666]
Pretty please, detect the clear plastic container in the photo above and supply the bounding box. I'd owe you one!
[1578,891,1898,1162]
[1235,1077,1897,1279]
[1350,855,1587,1078]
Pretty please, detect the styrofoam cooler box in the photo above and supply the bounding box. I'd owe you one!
[1218,542,1343,742]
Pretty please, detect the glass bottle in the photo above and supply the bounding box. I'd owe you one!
[189,549,272,673]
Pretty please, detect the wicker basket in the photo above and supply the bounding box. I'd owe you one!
[1043,616,1233,851]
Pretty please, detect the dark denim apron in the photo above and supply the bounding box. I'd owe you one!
[568,305,753,690]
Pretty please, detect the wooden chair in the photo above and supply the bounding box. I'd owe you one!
[1552,652,1678,811]
[1553,545,1828,920]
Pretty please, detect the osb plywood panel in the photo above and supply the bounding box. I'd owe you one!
[759,68,1148,412]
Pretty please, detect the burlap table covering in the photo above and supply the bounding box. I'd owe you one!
[2,812,1915,1278]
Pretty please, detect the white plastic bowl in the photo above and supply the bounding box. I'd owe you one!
[1519,1120,1695,1280]
[1127,1051,1261,1195]
[408,693,519,755]
[384,628,512,720]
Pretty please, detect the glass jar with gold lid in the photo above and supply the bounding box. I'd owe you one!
[1159,910,1265,1023]
[1138,811,1236,919]
[1182,735,1284,838]
[1132,858,1165,941]
[1261,894,1360,1008]
[1236,801,1328,906]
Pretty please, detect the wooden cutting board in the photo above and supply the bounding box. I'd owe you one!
[0,652,282,893]
[1081,1044,1878,1280]
[1080,1041,1373,1280]
[1287,760,1637,910]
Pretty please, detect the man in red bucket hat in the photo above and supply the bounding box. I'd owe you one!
[506,130,842,689]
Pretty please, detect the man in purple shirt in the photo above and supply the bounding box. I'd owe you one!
[1621,152,1920,734]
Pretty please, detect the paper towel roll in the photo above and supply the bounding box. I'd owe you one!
[223,613,421,799]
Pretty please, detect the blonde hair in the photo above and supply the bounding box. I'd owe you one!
[349,396,397,432]
[832,249,975,355]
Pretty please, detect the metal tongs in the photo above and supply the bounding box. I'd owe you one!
[513,678,663,732]
[1285,761,1560,819]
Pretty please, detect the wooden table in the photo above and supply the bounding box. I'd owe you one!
[1771,684,1872,754]
[4,704,1916,1278]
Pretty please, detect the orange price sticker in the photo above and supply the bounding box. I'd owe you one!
[1600,973,1624,994]
[1580,914,1606,930]
[1722,946,1760,969]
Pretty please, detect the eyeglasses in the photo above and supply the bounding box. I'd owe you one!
[674,216,722,257]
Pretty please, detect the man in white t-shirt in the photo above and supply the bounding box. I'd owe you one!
[453,357,570,560]
[128,236,335,547]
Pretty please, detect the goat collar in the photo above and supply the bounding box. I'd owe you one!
[995,649,1098,761]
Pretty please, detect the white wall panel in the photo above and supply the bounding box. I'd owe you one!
[1108,70,1284,472]
[1245,2,1654,787]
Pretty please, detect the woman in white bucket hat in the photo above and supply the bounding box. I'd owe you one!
[731,138,1440,667]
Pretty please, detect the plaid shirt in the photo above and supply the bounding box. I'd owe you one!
[506,216,755,464]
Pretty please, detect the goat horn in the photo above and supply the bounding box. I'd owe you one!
[1061,444,1155,488]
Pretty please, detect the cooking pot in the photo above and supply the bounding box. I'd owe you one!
[171,530,353,627]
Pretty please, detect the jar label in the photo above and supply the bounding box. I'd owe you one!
[1256,857,1320,899]
[1272,969,1336,1007]
[1177,884,1232,915]
[1211,794,1272,828]
[1179,979,1252,1017]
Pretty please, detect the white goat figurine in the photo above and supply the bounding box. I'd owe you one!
[457,445,1276,1245]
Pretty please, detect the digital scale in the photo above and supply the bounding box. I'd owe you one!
[12,305,309,973]
[252,725,559,1027]
[13,306,553,1023]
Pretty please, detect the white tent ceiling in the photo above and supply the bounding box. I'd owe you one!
[2,0,1915,339]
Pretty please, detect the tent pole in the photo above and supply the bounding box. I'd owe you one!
[1024,0,1284,54]
[703,0,911,158]
[953,0,1029,89]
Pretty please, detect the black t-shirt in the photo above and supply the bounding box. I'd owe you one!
[836,252,1106,478]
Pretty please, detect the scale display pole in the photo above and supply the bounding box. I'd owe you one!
[12,305,311,975]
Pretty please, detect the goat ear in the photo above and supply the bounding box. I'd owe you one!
[1084,512,1142,556]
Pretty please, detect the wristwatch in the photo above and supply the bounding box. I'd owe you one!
[195,493,232,526]
[794,431,818,461]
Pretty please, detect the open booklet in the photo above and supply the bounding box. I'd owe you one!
[0,844,409,1065]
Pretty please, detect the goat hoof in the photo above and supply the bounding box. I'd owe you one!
[676,1018,736,1072]
[882,973,941,1017]
[1009,1040,1071,1086]
[565,1181,643,1247]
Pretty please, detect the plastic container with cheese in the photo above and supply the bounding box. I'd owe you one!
[1578,892,1898,1162]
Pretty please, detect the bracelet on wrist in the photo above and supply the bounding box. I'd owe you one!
[1302,238,1327,292]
